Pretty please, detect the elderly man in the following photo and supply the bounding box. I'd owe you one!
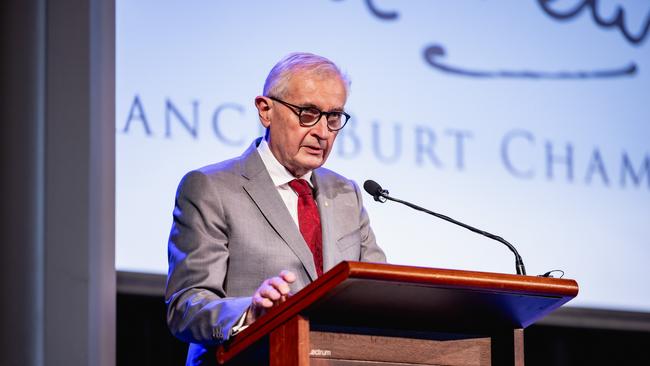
[166,52,386,364]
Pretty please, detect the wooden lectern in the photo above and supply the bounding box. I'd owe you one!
[216,261,578,366]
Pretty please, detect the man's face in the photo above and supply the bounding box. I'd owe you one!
[257,71,347,177]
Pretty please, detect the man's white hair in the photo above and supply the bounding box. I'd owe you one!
[263,52,351,98]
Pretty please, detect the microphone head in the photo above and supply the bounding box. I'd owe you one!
[363,180,385,202]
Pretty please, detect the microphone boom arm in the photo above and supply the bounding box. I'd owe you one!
[378,191,527,276]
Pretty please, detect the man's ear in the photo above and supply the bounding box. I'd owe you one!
[254,96,272,128]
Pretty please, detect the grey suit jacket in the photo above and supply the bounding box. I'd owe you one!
[166,138,386,365]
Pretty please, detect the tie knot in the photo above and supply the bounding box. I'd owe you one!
[289,179,312,197]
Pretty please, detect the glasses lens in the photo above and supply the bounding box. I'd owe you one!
[299,108,321,125]
[327,113,347,130]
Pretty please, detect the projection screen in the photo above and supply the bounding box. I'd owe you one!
[116,0,650,313]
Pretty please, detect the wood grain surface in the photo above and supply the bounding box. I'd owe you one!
[217,262,578,364]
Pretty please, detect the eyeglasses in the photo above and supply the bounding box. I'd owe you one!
[268,96,350,131]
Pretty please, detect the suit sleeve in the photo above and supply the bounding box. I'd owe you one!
[352,180,387,263]
[165,170,250,345]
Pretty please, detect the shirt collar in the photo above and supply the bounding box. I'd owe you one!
[257,138,313,188]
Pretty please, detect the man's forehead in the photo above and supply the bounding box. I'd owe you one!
[289,68,344,85]
[285,71,346,100]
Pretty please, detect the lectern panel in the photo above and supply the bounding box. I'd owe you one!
[217,262,576,365]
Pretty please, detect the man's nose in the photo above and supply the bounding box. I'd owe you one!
[311,115,331,139]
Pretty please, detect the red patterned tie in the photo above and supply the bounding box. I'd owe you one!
[289,179,323,277]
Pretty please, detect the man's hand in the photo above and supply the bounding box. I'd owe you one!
[246,270,296,325]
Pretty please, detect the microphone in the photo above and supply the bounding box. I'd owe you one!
[363,179,527,276]
[363,180,389,202]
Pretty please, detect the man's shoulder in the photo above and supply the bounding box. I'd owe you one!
[194,156,243,178]
[315,166,348,181]
[175,153,251,196]
[314,166,360,191]
[183,141,260,183]
[177,157,239,185]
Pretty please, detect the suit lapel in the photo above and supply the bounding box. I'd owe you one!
[239,140,318,281]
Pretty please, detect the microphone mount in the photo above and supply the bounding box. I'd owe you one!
[373,189,389,203]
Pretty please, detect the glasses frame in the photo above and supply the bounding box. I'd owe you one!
[268,96,350,132]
